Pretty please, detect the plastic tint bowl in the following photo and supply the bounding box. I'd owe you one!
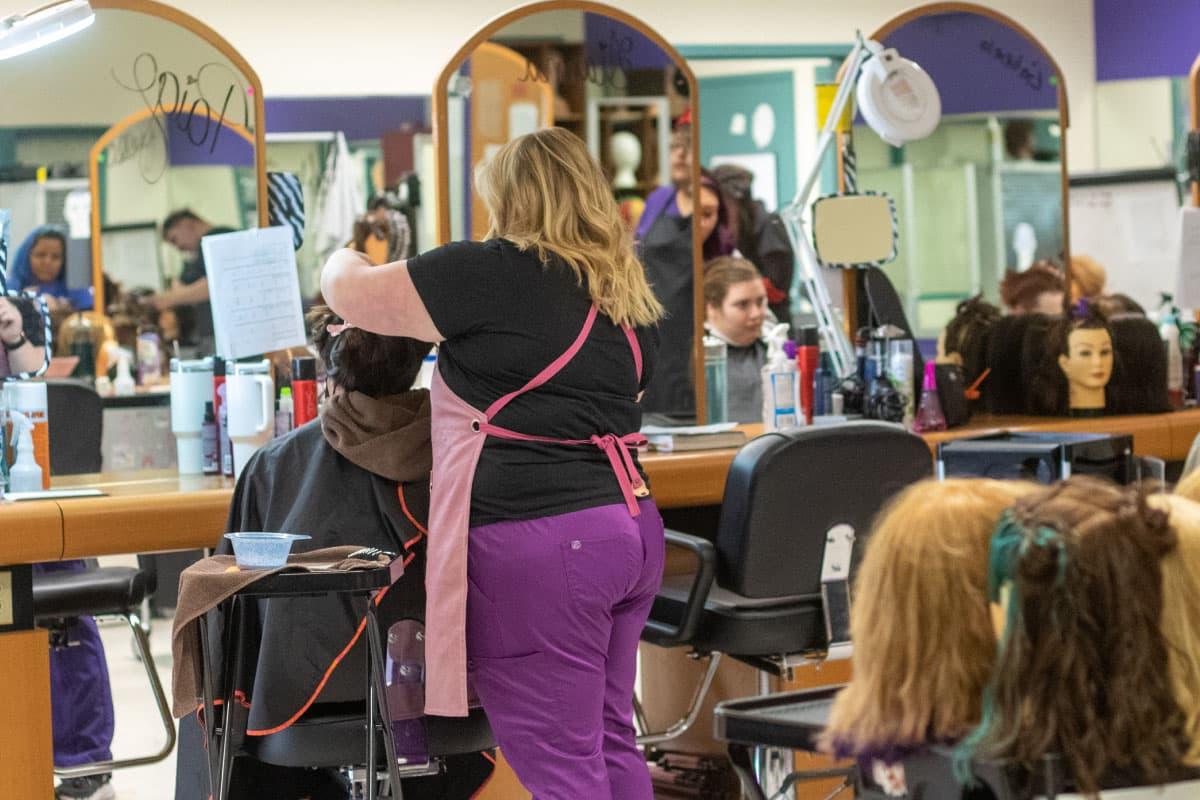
[224,532,312,569]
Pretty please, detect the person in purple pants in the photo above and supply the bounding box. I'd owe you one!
[322,127,666,799]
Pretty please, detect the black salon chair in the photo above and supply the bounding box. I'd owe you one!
[32,565,177,779]
[637,422,932,746]
[45,379,103,475]
[199,567,494,800]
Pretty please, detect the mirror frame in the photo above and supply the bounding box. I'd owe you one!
[431,0,708,421]
[83,0,268,311]
[838,1,1072,322]
[1189,52,1200,207]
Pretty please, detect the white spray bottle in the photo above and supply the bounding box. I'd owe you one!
[114,348,136,397]
[9,410,44,493]
[761,323,802,431]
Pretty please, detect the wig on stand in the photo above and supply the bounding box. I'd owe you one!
[957,477,1188,794]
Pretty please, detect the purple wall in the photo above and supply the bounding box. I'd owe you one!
[584,12,672,72]
[264,96,430,142]
[883,12,1058,115]
[1094,0,1199,80]
[165,112,254,167]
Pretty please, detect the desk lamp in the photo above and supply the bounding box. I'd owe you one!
[779,32,941,381]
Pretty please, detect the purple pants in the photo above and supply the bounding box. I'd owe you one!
[34,560,116,767]
[466,499,664,799]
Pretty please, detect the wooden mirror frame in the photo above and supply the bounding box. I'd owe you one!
[78,0,268,311]
[837,1,1072,325]
[1189,52,1200,207]
[432,0,707,421]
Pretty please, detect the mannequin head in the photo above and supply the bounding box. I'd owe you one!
[939,295,1001,386]
[961,478,1185,793]
[821,478,1036,759]
[1070,254,1107,302]
[1151,492,1200,766]
[704,257,766,346]
[1057,321,1113,411]
[999,261,1064,315]
[609,131,642,190]
[1028,307,1113,416]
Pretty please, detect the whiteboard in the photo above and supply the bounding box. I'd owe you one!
[1069,170,1181,312]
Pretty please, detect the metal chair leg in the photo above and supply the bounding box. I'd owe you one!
[729,745,769,800]
[635,652,722,746]
[54,611,177,780]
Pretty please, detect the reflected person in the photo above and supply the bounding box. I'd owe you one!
[0,295,46,376]
[703,257,770,423]
[637,123,736,418]
[148,209,235,353]
[10,225,94,311]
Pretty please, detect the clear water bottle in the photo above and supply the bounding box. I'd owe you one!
[703,335,728,423]
[385,623,428,763]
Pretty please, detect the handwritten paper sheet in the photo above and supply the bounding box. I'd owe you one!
[1176,207,1200,310]
[202,226,306,360]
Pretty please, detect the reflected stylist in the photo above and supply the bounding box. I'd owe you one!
[321,128,664,799]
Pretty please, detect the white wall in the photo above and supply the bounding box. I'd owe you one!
[0,0,1099,170]
[1095,78,1175,170]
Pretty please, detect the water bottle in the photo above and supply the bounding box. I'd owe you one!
[703,336,727,423]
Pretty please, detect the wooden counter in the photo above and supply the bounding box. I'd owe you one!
[3,408,1199,796]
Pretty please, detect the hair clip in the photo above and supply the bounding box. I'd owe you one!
[326,322,355,337]
[1072,298,1090,319]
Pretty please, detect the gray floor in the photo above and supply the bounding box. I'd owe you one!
[90,556,178,799]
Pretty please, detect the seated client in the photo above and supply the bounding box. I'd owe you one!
[703,256,770,423]
[174,307,492,800]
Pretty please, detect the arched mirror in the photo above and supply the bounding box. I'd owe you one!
[840,3,1070,337]
[0,0,266,346]
[433,1,707,421]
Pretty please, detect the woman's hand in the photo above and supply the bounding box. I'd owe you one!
[319,248,444,342]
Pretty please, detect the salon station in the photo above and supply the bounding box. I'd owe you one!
[5,0,1200,798]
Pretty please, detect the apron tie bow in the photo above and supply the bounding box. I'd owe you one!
[591,433,648,516]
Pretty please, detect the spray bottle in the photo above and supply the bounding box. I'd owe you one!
[761,323,802,432]
[114,349,136,396]
[8,410,44,493]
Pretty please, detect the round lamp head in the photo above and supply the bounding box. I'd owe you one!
[856,48,941,147]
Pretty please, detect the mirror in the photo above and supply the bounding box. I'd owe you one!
[843,4,1070,337]
[1,292,52,380]
[813,194,898,267]
[0,0,266,354]
[433,1,705,420]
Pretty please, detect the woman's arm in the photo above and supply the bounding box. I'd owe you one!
[320,249,444,342]
[7,338,44,373]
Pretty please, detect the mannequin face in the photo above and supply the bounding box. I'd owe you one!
[707,279,766,346]
[30,236,64,284]
[1057,327,1113,392]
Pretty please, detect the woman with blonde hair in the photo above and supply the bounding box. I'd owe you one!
[1162,484,1200,765]
[821,478,1034,766]
[321,126,664,798]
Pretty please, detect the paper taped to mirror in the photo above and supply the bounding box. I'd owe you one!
[203,226,307,360]
[1175,207,1200,310]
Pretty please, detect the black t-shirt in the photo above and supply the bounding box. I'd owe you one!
[177,225,234,342]
[407,238,658,526]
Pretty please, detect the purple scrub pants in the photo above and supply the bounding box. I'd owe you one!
[465,499,664,799]
[34,560,116,768]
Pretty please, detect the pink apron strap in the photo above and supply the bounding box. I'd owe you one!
[623,325,643,384]
[484,305,600,420]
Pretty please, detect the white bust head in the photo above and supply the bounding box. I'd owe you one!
[610,131,642,190]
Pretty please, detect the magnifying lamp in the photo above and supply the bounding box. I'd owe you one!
[856,46,941,147]
[778,32,942,381]
[0,0,95,62]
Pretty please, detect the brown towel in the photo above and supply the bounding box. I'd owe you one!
[170,545,391,718]
[321,390,431,483]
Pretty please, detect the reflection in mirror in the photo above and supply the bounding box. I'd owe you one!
[1,292,52,379]
[851,10,1068,338]
[812,193,898,267]
[0,1,265,358]
[438,6,703,419]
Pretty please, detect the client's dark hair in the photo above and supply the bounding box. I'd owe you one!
[162,209,202,234]
[307,306,431,397]
[959,478,1186,793]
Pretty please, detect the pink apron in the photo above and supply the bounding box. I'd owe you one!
[423,304,647,716]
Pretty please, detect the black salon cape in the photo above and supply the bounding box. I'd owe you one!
[174,421,491,800]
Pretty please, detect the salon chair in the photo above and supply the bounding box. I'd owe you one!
[45,378,103,475]
[199,567,494,800]
[32,565,177,779]
[637,422,932,747]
